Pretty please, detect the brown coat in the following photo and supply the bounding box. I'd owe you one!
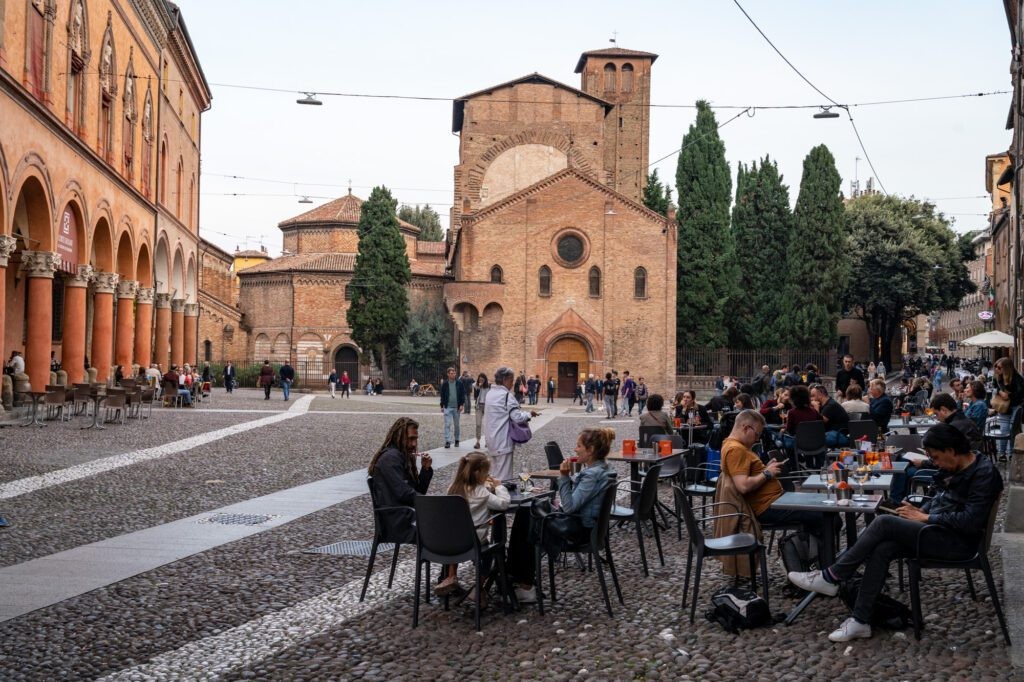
[711,472,763,578]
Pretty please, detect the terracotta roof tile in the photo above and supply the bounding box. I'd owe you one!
[416,241,446,255]
[234,249,270,259]
[237,252,444,278]
[574,47,658,72]
[279,193,363,227]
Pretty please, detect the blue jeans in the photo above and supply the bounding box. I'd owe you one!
[825,430,849,448]
[586,394,594,412]
[603,396,616,418]
[177,389,192,406]
[282,379,292,400]
[996,414,1013,455]
[444,407,461,443]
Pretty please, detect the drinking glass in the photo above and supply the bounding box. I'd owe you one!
[853,467,871,502]
[519,467,532,491]
[821,467,837,505]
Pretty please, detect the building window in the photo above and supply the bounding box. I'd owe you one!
[589,266,601,298]
[26,0,49,99]
[603,63,616,92]
[621,63,634,93]
[52,274,65,342]
[539,265,551,296]
[123,68,136,180]
[98,31,115,162]
[204,340,212,362]
[189,175,195,228]
[141,92,153,197]
[633,267,647,298]
[557,235,583,265]
[490,265,503,283]
[159,140,167,203]
[344,284,353,301]
[176,158,183,218]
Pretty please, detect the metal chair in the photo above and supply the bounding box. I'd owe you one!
[535,483,623,617]
[650,434,687,528]
[73,383,92,416]
[639,425,670,449]
[609,464,664,576]
[673,484,769,624]
[793,420,828,469]
[43,386,69,422]
[885,433,924,452]
[908,494,1010,644]
[361,476,417,603]
[139,387,156,418]
[162,380,183,408]
[103,391,127,425]
[412,495,512,632]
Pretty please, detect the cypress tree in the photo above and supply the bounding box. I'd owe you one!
[675,100,735,349]
[728,156,793,348]
[783,144,847,348]
[642,169,673,217]
[347,186,412,375]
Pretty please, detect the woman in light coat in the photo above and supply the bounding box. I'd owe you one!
[483,366,538,480]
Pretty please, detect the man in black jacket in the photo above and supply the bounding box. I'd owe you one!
[836,354,866,395]
[223,361,236,393]
[930,393,982,449]
[368,417,432,544]
[279,361,295,401]
[440,367,465,448]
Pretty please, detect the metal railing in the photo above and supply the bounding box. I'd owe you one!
[675,347,838,383]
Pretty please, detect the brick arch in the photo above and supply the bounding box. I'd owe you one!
[535,308,604,363]
[465,130,595,203]
[0,139,9,234]
[10,152,56,217]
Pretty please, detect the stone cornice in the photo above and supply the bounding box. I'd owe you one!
[93,271,120,293]
[136,287,155,304]
[116,279,140,299]
[154,292,172,308]
[19,251,62,279]
[66,264,95,288]
[0,235,17,267]
[170,298,186,313]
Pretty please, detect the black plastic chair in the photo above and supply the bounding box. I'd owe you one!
[907,494,1010,645]
[639,425,670,449]
[885,433,923,452]
[847,419,879,444]
[649,434,686,527]
[360,476,417,602]
[793,421,828,469]
[673,484,769,624]
[544,441,564,469]
[535,483,623,617]
[412,495,512,632]
[609,464,664,576]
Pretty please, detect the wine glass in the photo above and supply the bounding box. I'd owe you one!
[821,467,837,505]
[519,467,533,493]
[853,467,871,502]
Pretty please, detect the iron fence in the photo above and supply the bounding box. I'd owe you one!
[202,359,453,392]
[675,347,838,383]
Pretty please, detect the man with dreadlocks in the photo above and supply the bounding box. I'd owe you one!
[368,417,433,543]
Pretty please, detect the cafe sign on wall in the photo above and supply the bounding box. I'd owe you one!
[57,207,78,273]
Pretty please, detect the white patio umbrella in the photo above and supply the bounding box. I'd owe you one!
[960,330,1016,348]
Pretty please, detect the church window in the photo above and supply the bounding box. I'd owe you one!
[603,63,616,92]
[589,266,601,298]
[490,264,503,283]
[634,267,647,299]
[344,285,353,301]
[557,234,584,265]
[539,266,551,297]
[621,63,634,93]
[26,0,50,100]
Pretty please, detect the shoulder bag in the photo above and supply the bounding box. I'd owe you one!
[505,393,532,443]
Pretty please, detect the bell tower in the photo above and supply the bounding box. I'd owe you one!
[575,47,658,203]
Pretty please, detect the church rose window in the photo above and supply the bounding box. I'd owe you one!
[557,235,584,265]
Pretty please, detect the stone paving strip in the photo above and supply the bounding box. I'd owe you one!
[0,405,566,623]
[98,561,418,681]
[0,395,317,501]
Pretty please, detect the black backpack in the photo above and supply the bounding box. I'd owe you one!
[839,576,912,629]
[779,531,819,574]
[704,587,772,633]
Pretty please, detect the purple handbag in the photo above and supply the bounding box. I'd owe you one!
[506,394,533,443]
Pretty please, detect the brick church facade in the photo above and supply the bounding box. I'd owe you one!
[443,47,677,396]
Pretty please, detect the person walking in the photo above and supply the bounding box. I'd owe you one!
[620,371,636,416]
[340,370,351,398]
[328,369,338,398]
[635,377,649,415]
[440,367,465,448]
[223,361,236,393]
[546,376,556,404]
[602,372,617,418]
[473,373,490,449]
[259,360,274,400]
[279,361,295,401]
[460,371,475,415]
[483,367,539,480]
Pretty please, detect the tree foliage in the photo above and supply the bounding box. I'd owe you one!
[397,302,456,376]
[727,156,793,348]
[782,144,848,348]
[842,194,976,367]
[398,203,444,241]
[643,169,673,217]
[347,186,412,371]
[675,101,736,348]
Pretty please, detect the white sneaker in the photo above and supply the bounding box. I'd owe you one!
[788,570,839,597]
[514,586,537,604]
[828,617,872,642]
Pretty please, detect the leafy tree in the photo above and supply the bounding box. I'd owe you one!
[397,302,456,377]
[842,194,976,368]
[642,169,673,217]
[675,100,736,348]
[398,203,444,241]
[347,186,411,376]
[782,144,847,348]
[727,156,792,348]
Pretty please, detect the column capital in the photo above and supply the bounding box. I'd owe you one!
[19,250,61,279]
[66,264,95,288]
[0,234,17,267]
[92,271,120,294]
[136,287,155,304]
[184,303,199,317]
[116,279,139,300]
[155,292,172,308]
[170,298,186,313]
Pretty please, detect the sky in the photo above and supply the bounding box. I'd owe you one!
[177,0,1014,256]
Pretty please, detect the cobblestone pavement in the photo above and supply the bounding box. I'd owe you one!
[0,394,1016,680]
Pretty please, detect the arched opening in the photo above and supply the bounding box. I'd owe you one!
[171,248,184,298]
[66,0,88,133]
[185,255,196,302]
[159,139,168,204]
[621,63,634,93]
[25,0,52,100]
[13,175,53,251]
[271,332,290,362]
[254,332,271,360]
[633,266,647,299]
[115,231,134,279]
[141,91,153,197]
[175,157,184,218]
[490,264,503,283]
[588,266,601,298]
[203,339,212,362]
[91,217,114,272]
[603,63,616,92]
[297,332,323,376]
[97,28,116,162]
[9,176,54,383]
[136,242,152,287]
[334,345,360,387]
[538,265,551,297]
[123,61,137,180]
[57,199,86,272]
[546,336,591,398]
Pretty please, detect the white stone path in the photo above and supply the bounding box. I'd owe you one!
[0,401,566,624]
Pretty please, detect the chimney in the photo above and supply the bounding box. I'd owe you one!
[667,207,677,223]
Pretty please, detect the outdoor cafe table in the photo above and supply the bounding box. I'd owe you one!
[769,491,882,625]
[81,389,108,430]
[887,417,940,434]
[607,448,685,506]
[825,452,909,474]
[799,474,893,493]
[21,391,49,427]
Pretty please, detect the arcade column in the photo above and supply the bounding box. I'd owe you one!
[18,250,61,391]
[183,303,199,367]
[62,264,94,384]
[170,298,185,367]
[114,279,139,370]
[90,271,120,384]
[0,235,17,361]
[134,287,155,369]
[153,293,171,370]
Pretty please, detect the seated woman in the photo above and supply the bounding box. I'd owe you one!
[781,385,822,453]
[505,427,615,604]
[639,393,673,436]
[367,417,432,544]
[963,380,988,432]
[759,388,789,425]
[788,424,1003,642]
[734,393,755,410]
[674,390,711,444]
[840,383,870,415]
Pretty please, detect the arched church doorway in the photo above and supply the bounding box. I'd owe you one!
[334,346,359,387]
[547,336,590,398]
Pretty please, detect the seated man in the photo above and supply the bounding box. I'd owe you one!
[721,409,822,533]
[788,424,1003,642]
[811,383,849,447]
[867,379,893,429]
[367,417,432,544]
[162,366,192,406]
